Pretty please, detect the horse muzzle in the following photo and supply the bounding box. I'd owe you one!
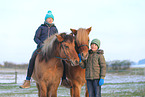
[80,52,89,60]
[70,60,79,66]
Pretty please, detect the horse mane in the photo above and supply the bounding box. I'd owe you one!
[42,34,57,55]
[76,28,89,45]
[39,33,74,62]
[39,34,59,62]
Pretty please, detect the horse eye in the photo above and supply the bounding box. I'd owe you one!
[64,45,69,49]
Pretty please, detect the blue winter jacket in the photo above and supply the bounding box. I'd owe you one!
[34,23,58,48]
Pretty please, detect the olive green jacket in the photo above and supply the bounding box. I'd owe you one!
[79,49,106,80]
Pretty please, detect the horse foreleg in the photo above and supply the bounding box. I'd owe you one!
[39,82,47,97]
[51,87,57,97]
[85,83,89,97]
[36,83,40,97]
[47,85,58,97]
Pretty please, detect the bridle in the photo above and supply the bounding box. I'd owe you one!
[55,41,75,66]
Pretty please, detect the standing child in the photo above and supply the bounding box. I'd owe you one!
[20,10,71,88]
[79,38,106,97]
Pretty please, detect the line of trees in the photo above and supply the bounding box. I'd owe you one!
[106,60,132,70]
[0,60,132,70]
[0,61,28,69]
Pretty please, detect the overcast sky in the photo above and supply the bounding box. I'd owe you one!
[0,0,145,64]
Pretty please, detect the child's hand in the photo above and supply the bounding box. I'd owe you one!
[78,54,81,63]
[99,79,104,86]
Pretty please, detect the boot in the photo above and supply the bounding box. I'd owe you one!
[61,79,72,88]
[19,80,30,88]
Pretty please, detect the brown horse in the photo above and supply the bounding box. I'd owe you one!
[65,27,91,97]
[32,33,79,97]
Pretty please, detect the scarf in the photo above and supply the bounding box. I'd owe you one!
[44,21,54,27]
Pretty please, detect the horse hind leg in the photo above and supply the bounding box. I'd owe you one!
[71,82,81,97]
[70,87,73,97]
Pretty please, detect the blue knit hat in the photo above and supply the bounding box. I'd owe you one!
[45,10,54,21]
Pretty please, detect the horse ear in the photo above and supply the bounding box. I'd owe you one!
[56,35,64,42]
[69,33,73,36]
[86,27,92,34]
[70,28,77,36]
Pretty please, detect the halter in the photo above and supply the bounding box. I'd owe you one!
[75,41,89,53]
[55,41,75,66]
[77,44,89,49]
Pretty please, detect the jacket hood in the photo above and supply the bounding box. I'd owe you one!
[89,49,104,54]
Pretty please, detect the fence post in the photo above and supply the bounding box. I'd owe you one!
[15,72,17,84]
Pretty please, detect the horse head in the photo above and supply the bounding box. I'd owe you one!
[56,33,79,66]
[70,27,91,60]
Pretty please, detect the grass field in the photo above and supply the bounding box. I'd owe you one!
[0,68,145,97]
[0,81,144,97]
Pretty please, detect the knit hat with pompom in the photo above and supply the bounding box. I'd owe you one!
[45,10,54,21]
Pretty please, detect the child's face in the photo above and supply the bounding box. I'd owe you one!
[91,43,98,51]
[46,18,53,24]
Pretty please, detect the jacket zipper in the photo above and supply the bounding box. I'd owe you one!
[48,27,50,37]
[92,54,94,79]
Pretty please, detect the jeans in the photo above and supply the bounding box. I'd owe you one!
[87,79,101,97]
[26,49,38,80]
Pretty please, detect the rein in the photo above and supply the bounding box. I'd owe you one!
[55,57,68,60]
